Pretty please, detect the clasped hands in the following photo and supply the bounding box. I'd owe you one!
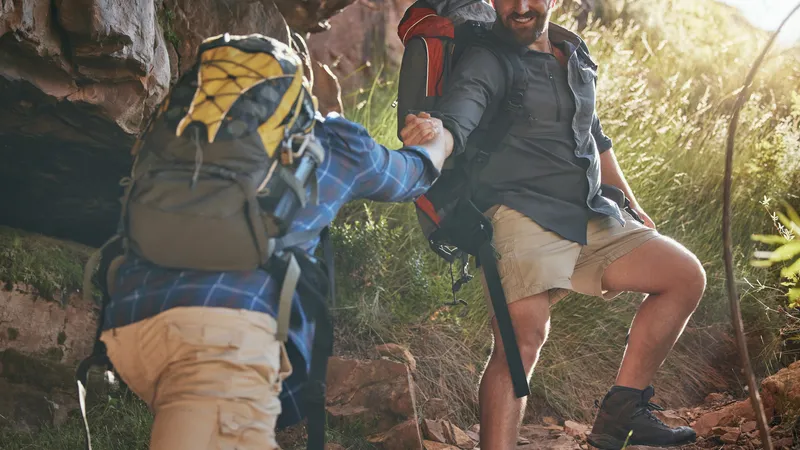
[400,112,443,147]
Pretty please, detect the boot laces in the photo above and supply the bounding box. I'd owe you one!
[633,400,669,426]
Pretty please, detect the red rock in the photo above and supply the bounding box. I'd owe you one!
[720,430,740,444]
[774,437,795,448]
[760,361,800,419]
[741,420,757,433]
[423,441,460,450]
[516,433,581,450]
[325,445,345,450]
[727,398,756,421]
[652,410,688,428]
[443,422,474,449]
[692,400,753,437]
[423,419,448,443]
[367,419,423,450]
[423,419,474,448]
[712,426,739,436]
[326,357,418,433]
[704,392,727,405]
[564,420,590,437]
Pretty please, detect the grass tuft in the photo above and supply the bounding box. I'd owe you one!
[0,226,93,301]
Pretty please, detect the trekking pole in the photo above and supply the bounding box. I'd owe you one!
[722,4,800,449]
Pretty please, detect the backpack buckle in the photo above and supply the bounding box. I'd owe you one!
[505,93,524,113]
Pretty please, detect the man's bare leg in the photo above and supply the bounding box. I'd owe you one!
[602,236,706,389]
[479,293,551,450]
[587,236,705,449]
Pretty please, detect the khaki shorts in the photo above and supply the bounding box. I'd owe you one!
[101,307,292,450]
[480,205,659,316]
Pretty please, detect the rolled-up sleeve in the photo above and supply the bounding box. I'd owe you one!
[431,46,505,155]
[591,112,613,153]
[321,116,439,202]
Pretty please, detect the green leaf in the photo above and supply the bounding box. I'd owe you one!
[781,257,800,279]
[750,259,774,268]
[789,288,800,304]
[751,234,790,245]
[777,212,800,237]
[781,200,800,226]
[768,242,800,262]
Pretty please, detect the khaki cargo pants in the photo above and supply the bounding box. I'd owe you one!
[480,205,660,315]
[100,307,292,450]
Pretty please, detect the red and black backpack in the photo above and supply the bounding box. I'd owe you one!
[396,0,532,399]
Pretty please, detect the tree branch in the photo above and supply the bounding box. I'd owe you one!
[723,4,800,450]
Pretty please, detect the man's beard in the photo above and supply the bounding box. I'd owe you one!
[504,10,549,46]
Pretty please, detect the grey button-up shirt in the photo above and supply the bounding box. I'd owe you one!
[434,21,625,245]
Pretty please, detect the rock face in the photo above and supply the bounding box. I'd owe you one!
[307,0,416,95]
[0,284,97,365]
[0,0,347,246]
[1,0,171,148]
[162,0,291,78]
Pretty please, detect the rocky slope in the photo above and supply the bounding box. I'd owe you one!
[273,344,800,449]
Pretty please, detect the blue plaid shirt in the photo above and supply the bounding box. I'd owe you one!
[103,112,438,426]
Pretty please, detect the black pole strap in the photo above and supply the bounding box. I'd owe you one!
[304,292,334,450]
[320,226,335,308]
[478,241,530,398]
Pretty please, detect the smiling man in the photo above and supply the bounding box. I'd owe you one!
[402,0,708,449]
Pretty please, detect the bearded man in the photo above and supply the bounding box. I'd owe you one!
[402,1,707,448]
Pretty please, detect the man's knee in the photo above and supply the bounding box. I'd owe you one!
[672,249,706,309]
[520,323,549,368]
[492,320,549,370]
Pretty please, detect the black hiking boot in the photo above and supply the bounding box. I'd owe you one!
[586,385,696,449]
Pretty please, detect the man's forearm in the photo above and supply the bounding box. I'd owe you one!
[599,148,640,208]
[416,128,454,173]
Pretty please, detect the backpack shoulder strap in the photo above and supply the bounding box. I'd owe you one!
[465,34,527,164]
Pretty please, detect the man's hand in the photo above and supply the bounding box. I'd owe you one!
[400,112,453,172]
[400,112,440,146]
[632,205,656,230]
[599,148,657,230]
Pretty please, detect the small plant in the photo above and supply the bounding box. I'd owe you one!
[752,200,800,307]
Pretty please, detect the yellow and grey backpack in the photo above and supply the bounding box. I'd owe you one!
[76,33,334,450]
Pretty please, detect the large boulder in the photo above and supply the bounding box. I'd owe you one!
[0,0,170,148]
[0,0,325,246]
[325,356,419,433]
[759,360,800,419]
[692,361,800,438]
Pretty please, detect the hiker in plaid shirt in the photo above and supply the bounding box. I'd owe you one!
[97,35,451,450]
